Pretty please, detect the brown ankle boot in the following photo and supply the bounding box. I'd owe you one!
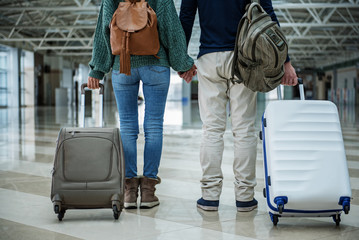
[124,177,140,209]
[140,176,161,209]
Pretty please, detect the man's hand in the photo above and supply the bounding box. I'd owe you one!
[87,76,100,89]
[178,64,197,83]
[281,62,298,86]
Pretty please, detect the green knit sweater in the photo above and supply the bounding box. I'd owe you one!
[88,0,194,80]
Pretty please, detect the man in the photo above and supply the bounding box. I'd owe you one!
[179,0,298,211]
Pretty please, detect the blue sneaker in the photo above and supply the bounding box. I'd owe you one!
[236,198,258,212]
[197,198,219,211]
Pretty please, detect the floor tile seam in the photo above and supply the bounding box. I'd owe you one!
[0,218,85,240]
[0,188,198,240]
[313,228,359,240]
[0,168,53,179]
[5,138,57,144]
[0,174,49,182]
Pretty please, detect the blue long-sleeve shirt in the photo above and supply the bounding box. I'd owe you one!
[180,0,289,61]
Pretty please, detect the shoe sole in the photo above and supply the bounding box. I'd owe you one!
[237,205,258,212]
[124,202,137,209]
[140,201,160,209]
[197,204,218,211]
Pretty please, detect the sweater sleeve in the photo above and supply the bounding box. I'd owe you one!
[260,0,290,62]
[156,0,194,72]
[88,1,116,80]
[179,0,197,46]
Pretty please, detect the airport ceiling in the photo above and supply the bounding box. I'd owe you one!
[0,0,358,70]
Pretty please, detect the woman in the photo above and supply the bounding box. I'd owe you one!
[87,0,195,209]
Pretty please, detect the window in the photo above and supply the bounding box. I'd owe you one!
[0,47,9,107]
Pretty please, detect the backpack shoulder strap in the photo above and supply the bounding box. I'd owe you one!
[231,15,247,83]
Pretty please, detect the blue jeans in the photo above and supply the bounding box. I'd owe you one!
[112,66,170,179]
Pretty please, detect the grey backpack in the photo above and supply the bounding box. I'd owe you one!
[231,2,288,92]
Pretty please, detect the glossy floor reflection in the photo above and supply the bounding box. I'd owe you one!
[0,100,358,240]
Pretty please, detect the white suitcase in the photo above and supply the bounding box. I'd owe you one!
[260,79,351,226]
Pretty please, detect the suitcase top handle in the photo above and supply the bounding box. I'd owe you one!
[80,83,104,128]
[81,83,104,95]
[277,78,304,101]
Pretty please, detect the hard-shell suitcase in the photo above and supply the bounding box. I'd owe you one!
[51,83,125,221]
[260,79,351,226]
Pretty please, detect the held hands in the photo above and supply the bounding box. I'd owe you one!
[178,64,197,83]
[281,62,298,86]
[87,76,100,89]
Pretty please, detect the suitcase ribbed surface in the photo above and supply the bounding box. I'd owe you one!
[263,100,351,212]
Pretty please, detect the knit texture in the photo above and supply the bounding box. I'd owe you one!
[89,0,194,80]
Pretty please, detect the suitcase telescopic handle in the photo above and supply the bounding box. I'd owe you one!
[277,78,305,100]
[80,83,104,128]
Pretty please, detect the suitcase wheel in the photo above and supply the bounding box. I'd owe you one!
[57,209,66,221]
[54,203,66,221]
[263,188,266,198]
[54,205,60,214]
[278,204,284,214]
[269,212,279,226]
[339,196,350,214]
[259,131,262,140]
[113,205,121,220]
[344,205,350,214]
[274,196,287,214]
[332,214,341,226]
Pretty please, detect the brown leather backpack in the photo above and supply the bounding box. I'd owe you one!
[110,0,160,75]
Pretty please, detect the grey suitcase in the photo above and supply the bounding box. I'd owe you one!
[51,83,125,221]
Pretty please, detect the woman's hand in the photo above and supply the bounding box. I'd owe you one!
[178,64,197,83]
[87,76,100,89]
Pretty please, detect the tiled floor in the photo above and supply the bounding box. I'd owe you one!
[0,99,358,240]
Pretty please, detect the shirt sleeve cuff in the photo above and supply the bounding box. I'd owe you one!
[89,70,105,80]
[175,57,194,72]
[285,55,291,63]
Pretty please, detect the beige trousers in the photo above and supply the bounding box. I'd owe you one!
[197,51,257,202]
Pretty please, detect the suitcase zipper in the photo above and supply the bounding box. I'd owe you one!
[60,137,117,182]
[68,130,113,137]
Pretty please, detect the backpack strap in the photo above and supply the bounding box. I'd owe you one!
[247,2,264,22]
[231,14,247,84]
